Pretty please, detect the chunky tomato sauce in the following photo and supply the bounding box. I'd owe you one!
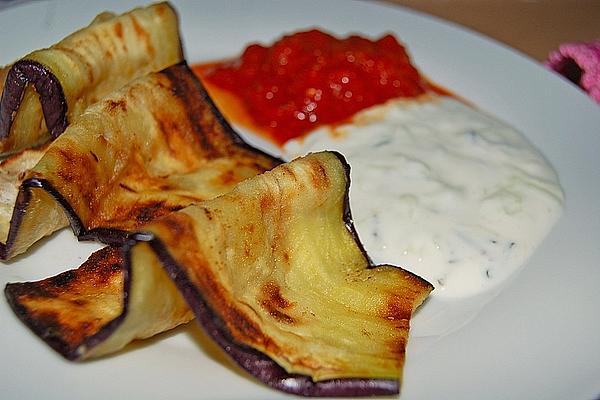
[195,29,428,145]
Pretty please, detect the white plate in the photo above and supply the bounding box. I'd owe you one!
[1,1,599,399]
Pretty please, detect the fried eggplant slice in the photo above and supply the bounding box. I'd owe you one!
[5,246,193,360]
[0,62,280,259]
[0,2,182,155]
[127,151,433,396]
[4,152,430,395]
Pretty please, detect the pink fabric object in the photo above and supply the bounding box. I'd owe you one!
[545,39,600,104]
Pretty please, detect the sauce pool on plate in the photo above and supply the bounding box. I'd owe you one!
[195,29,428,145]
[193,29,564,337]
[284,97,564,335]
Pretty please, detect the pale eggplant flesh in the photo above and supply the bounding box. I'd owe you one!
[1,38,431,398]
[6,152,432,396]
[3,60,282,363]
[5,245,194,361]
[123,152,432,395]
[0,2,183,156]
[0,62,280,260]
[0,60,67,142]
[1,2,433,396]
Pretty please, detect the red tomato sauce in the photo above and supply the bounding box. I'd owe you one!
[195,29,429,145]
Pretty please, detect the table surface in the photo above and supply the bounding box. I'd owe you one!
[386,0,600,62]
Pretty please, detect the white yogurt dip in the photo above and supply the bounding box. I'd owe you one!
[284,95,564,336]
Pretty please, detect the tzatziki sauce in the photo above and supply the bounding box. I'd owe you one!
[284,95,564,336]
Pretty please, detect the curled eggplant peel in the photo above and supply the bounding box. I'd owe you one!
[5,152,432,396]
[0,60,67,142]
[5,245,194,360]
[0,2,182,155]
[0,61,280,260]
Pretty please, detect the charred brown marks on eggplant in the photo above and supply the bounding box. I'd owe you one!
[279,164,299,183]
[113,22,123,39]
[153,110,204,168]
[381,294,413,322]
[378,295,412,360]
[217,169,236,186]
[222,302,270,347]
[118,183,136,193]
[308,159,330,189]
[0,59,68,139]
[95,200,187,230]
[48,270,77,288]
[69,298,88,307]
[154,212,277,349]
[154,212,198,247]
[155,2,169,16]
[53,45,95,85]
[104,99,128,114]
[386,335,408,360]
[259,281,296,325]
[4,246,125,354]
[163,64,282,169]
[165,65,278,164]
[130,16,146,39]
[201,207,213,221]
[133,201,185,224]
[55,147,100,209]
[29,309,98,350]
[240,222,258,260]
[135,201,166,224]
[130,15,155,56]
[7,246,124,297]
[149,71,231,168]
[260,192,275,213]
[157,182,175,191]
[161,66,219,158]
[143,212,401,396]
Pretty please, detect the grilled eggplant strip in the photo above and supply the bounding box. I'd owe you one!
[0,2,182,155]
[5,247,129,358]
[3,62,280,358]
[127,152,433,396]
[0,62,280,260]
[138,236,401,397]
[5,152,431,396]
[4,246,194,360]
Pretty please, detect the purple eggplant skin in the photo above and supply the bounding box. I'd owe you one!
[130,235,399,397]
[0,59,68,140]
[4,246,131,361]
[0,62,282,260]
[0,176,91,260]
